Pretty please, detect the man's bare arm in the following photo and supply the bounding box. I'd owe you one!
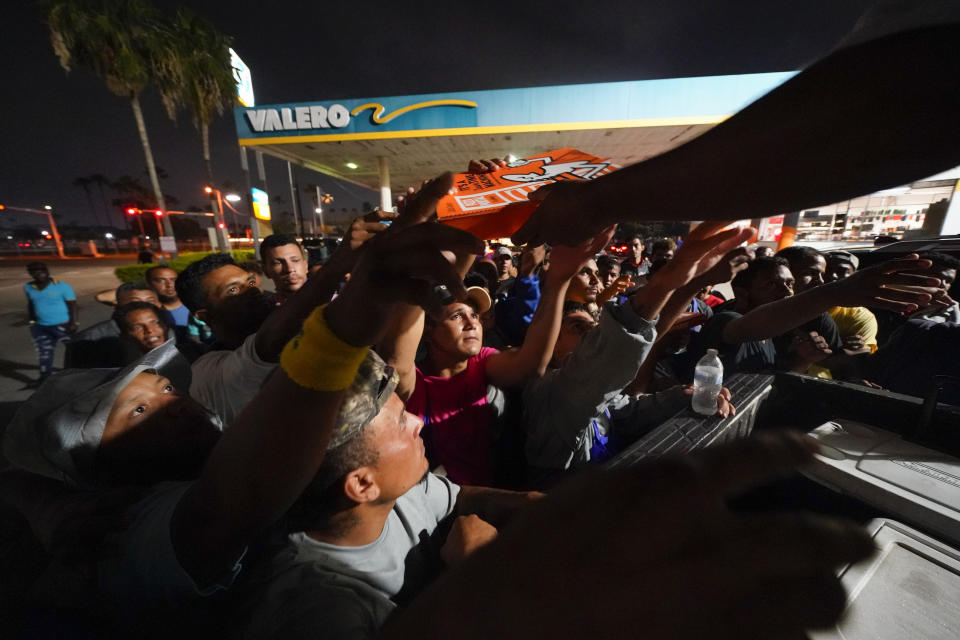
[514,9,960,246]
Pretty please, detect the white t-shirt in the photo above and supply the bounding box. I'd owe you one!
[240,473,460,640]
[190,333,276,428]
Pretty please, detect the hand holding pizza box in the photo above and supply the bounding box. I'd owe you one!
[436,148,620,240]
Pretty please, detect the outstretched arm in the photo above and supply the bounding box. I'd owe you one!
[171,223,484,588]
[513,6,960,246]
[253,209,396,362]
[485,228,615,388]
[721,255,943,344]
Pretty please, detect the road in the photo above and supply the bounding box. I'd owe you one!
[0,258,130,430]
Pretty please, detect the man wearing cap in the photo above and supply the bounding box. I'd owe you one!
[490,245,516,298]
[380,233,610,485]
[240,349,538,640]
[2,218,884,638]
[824,250,880,354]
[2,214,488,617]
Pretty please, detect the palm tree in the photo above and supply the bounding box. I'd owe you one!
[45,0,176,240]
[89,173,115,225]
[155,7,235,183]
[72,175,103,226]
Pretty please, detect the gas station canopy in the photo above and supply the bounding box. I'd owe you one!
[233,72,795,200]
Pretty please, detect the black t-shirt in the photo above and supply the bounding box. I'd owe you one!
[772,311,843,359]
[683,310,778,378]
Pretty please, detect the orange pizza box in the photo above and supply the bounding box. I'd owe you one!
[437,148,620,240]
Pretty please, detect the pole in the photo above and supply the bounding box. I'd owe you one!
[315,185,327,239]
[136,212,146,238]
[215,190,229,253]
[241,147,261,255]
[377,156,392,212]
[776,211,801,251]
[287,162,302,238]
[44,211,65,259]
[154,212,163,238]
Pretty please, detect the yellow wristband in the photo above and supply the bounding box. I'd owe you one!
[280,305,369,391]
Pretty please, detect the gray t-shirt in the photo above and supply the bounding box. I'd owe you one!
[241,473,459,640]
[190,333,276,428]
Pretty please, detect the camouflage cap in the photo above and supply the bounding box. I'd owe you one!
[327,349,399,450]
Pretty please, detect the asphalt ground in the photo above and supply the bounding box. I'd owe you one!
[0,259,128,433]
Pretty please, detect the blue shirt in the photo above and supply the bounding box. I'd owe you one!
[166,303,190,327]
[25,280,75,326]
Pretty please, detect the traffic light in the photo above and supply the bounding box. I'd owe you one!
[154,209,164,217]
[126,207,137,215]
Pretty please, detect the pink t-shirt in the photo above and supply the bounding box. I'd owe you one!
[406,347,498,485]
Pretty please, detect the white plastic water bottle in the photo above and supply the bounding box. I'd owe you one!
[692,349,724,416]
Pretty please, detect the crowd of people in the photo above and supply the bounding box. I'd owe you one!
[5,4,960,636]
[5,157,957,638]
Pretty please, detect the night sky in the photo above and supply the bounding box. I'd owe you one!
[1,0,875,231]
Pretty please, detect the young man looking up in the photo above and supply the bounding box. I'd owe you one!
[524,223,748,482]
[565,257,603,305]
[174,210,398,427]
[241,351,538,640]
[24,261,77,382]
[2,217,487,619]
[379,223,615,485]
[260,234,309,305]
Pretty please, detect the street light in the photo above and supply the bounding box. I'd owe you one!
[0,204,65,258]
[204,186,230,253]
[225,194,242,202]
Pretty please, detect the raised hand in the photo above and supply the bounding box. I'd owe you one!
[597,274,633,305]
[511,179,600,247]
[546,225,617,280]
[391,431,875,640]
[828,254,943,313]
[649,222,755,291]
[325,222,484,346]
[395,172,455,229]
[518,243,547,278]
[467,158,509,174]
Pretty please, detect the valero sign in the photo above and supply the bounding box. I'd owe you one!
[240,99,478,136]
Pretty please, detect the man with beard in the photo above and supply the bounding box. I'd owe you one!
[260,234,309,305]
[175,210,399,427]
[146,266,189,327]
